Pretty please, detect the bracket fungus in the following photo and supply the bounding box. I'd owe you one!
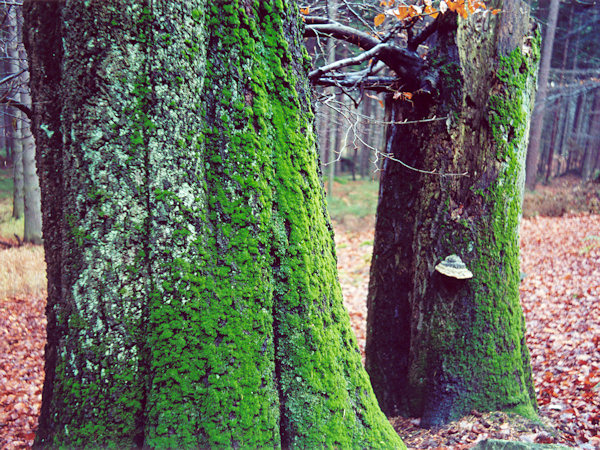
[435,254,473,279]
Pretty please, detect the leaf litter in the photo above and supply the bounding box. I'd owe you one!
[0,214,598,448]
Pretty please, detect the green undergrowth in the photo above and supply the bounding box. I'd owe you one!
[326,176,379,222]
[0,201,23,242]
[0,167,12,199]
[0,168,23,241]
[523,176,600,218]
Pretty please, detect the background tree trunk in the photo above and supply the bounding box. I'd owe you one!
[11,129,23,219]
[366,0,539,427]
[326,0,339,196]
[582,88,600,181]
[360,96,372,177]
[525,0,559,190]
[2,56,14,165]
[19,48,42,244]
[24,0,402,447]
[6,4,22,219]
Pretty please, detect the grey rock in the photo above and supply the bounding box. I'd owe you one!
[473,439,572,450]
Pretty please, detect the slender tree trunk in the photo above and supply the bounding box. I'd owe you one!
[376,97,386,175]
[572,92,586,157]
[545,97,560,182]
[12,130,23,218]
[366,0,539,427]
[24,0,403,447]
[552,6,578,180]
[325,0,338,197]
[1,33,14,164]
[360,96,372,177]
[318,97,330,166]
[525,0,559,190]
[570,95,588,173]
[20,48,43,244]
[559,95,578,174]
[6,5,23,219]
[593,136,600,177]
[3,83,14,171]
[582,88,600,182]
[0,104,7,163]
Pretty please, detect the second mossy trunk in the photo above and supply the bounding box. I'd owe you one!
[365,0,540,427]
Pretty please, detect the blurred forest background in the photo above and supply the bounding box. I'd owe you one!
[303,0,600,221]
[0,0,599,236]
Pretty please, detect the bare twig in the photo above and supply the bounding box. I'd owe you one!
[0,68,25,85]
[309,44,386,81]
[377,150,468,176]
[339,0,377,35]
[0,95,32,119]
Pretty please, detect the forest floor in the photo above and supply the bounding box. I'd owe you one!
[0,174,599,448]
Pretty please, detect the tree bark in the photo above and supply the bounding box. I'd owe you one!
[24,0,403,447]
[525,0,559,190]
[366,0,539,427]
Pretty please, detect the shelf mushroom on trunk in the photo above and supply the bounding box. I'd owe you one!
[435,254,473,280]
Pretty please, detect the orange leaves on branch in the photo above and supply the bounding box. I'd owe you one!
[365,92,384,108]
[393,91,413,104]
[445,0,469,18]
[445,0,488,19]
[395,6,412,20]
[299,7,309,15]
[470,0,487,12]
[423,0,439,18]
[375,0,490,26]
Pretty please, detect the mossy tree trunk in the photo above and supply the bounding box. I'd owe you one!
[365,0,540,427]
[24,0,403,447]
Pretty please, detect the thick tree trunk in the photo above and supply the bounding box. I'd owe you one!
[525,0,559,190]
[366,0,539,427]
[24,0,402,447]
